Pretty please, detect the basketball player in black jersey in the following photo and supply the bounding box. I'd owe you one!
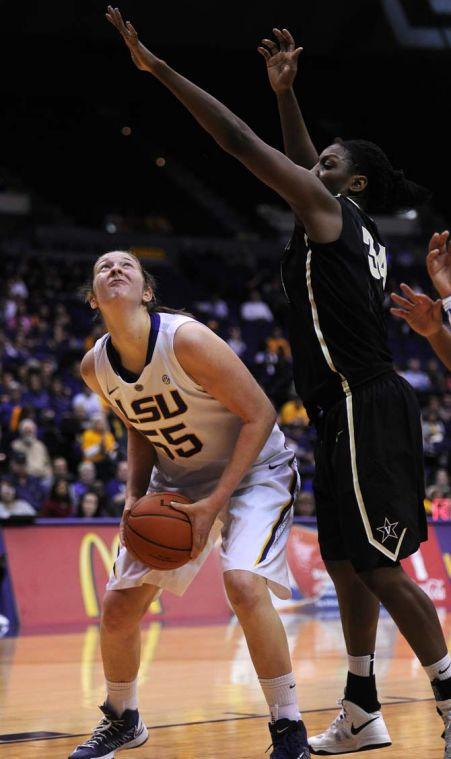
[107,10,451,758]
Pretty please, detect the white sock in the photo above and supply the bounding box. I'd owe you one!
[106,677,138,716]
[259,672,301,723]
[348,654,375,678]
[424,653,451,682]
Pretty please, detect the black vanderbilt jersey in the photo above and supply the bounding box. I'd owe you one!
[281,195,393,415]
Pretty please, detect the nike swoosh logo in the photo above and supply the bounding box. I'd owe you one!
[351,717,379,735]
[439,664,451,675]
[269,461,286,470]
[108,386,119,396]
[276,727,290,735]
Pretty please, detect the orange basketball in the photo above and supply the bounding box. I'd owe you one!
[123,492,193,570]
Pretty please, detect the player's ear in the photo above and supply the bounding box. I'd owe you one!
[349,174,368,194]
[89,294,98,310]
[142,286,153,304]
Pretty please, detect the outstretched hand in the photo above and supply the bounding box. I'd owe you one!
[106,6,162,73]
[390,283,443,337]
[258,28,303,94]
[427,231,451,299]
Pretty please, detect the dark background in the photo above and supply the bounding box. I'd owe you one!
[2,0,450,227]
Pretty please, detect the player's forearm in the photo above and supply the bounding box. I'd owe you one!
[427,325,451,371]
[151,61,254,157]
[209,408,277,508]
[126,428,155,500]
[276,89,318,169]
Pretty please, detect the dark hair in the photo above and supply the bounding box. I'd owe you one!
[83,251,192,319]
[50,477,71,501]
[336,138,431,213]
[77,489,102,518]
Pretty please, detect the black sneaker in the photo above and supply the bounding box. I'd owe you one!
[267,718,310,759]
[68,703,149,758]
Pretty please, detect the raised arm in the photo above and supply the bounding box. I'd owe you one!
[106,7,341,243]
[258,28,319,169]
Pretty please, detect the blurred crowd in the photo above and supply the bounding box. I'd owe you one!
[0,251,450,522]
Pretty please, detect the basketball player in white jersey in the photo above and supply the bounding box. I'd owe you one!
[68,250,311,759]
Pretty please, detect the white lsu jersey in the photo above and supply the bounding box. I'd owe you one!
[93,312,291,493]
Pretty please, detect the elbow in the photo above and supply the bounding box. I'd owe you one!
[217,119,253,157]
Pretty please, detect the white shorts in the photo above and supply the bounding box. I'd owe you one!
[107,456,299,600]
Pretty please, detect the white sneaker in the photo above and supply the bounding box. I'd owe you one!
[308,699,391,755]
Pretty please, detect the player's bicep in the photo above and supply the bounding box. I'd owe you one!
[175,324,275,422]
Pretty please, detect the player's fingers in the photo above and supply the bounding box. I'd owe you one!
[292,47,303,61]
[428,232,440,253]
[125,20,138,40]
[282,28,296,49]
[262,37,278,55]
[257,46,270,60]
[390,292,414,309]
[400,283,422,301]
[273,28,287,50]
[390,307,409,320]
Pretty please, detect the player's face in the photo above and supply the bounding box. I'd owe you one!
[311,143,365,197]
[91,251,152,311]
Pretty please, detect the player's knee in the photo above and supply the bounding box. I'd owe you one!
[101,591,142,635]
[359,565,405,601]
[223,570,266,611]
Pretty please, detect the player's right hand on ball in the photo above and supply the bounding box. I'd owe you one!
[258,28,303,94]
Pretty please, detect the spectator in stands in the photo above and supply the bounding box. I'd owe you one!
[105,460,127,517]
[49,376,72,424]
[52,456,72,483]
[71,461,97,507]
[426,468,451,500]
[11,418,52,480]
[266,326,291,360]
[227,326,247,358]
[196,293,229,321]
[240,289,273,322]
[40,478,73,518]
[294,491,316,517]
[422,409,446,465]
[81,414,117,480]
[279,395,309,428]
[0,479,35,519]
[400,358,432,392]
[21,372,50,419]
[72,385,103,417]
[426,358,445,394]
[8,450,47,511]
[77,491,102,518]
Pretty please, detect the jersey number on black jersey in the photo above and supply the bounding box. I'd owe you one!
[363,226,387,288]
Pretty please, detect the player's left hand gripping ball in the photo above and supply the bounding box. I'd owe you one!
[172,496,223,559]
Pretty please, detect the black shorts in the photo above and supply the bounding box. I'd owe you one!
[313,371,427,572]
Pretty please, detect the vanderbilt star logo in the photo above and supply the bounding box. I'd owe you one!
[376,517,399,544]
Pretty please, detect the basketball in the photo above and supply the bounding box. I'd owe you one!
[123,492,193,570]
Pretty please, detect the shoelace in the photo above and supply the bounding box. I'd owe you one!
[83,716,125,748]
[328,699,348,736]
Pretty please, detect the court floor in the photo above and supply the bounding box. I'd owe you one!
[0,611,449,758]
